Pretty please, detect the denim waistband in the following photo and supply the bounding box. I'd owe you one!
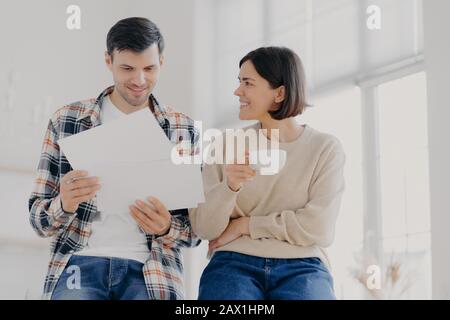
[212,251,328,270]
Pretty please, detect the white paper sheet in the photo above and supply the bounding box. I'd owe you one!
[58,108,174,169]
[93,161,204,212]
[57,108,204,211]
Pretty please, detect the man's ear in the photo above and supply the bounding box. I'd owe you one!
[274,85,286,104]
[105,51,113,71]
[159,54,165,67]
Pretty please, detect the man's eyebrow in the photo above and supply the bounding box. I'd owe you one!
[238,76,256,81]
[119,64,156,68]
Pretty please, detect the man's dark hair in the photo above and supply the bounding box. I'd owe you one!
[239,46,309,120]
[106,17,164,58]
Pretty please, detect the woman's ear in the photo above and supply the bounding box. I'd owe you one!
[269,86,286,111]
[274,86,286,104]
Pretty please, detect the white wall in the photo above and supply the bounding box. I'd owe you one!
[423,0,450,299]
[0,0,198,171]
[0,169,50,299]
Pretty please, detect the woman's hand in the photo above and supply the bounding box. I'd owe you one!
[225,151,256,192]
[208,217,250,254]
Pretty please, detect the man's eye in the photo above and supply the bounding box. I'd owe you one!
[145,67,153,71]
[122,67,132,71]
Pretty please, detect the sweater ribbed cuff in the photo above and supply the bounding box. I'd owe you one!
[249,215,273,240]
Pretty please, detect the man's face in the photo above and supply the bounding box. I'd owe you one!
[105,43,163,107]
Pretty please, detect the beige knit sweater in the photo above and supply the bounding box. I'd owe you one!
[189,123,346,268]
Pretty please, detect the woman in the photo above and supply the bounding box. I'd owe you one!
[189,47,345,300]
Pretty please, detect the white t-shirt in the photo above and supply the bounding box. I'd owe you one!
[74,95,150,264]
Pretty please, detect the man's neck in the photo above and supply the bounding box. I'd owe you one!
[109,89,151,115]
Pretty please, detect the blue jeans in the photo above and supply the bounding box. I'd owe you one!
[51,255,149,300]
[198,251,335,300]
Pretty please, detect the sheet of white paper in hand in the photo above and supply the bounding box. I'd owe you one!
[57,108,173,170]
[93,160,204,212]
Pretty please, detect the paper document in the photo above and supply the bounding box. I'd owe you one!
[58,108,174,168]
[58,108,204,211]
[93,161,204,213]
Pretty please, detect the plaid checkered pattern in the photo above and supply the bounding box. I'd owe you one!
[28,86,201,300]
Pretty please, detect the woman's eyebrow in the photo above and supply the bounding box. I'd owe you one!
[238,76,256,81]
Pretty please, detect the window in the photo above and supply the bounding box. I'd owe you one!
[378,72,431,299]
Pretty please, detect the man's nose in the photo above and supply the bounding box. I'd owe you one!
[132,71,146,86]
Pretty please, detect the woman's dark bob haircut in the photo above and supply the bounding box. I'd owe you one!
[239,46,309,120]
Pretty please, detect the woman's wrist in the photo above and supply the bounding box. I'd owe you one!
[238,217,250,235]
[227,182,241,192]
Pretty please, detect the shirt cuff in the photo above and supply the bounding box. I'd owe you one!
[51,195,76,225]
[155,215,182,244]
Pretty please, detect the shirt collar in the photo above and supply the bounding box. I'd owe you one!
[76,86,166,126]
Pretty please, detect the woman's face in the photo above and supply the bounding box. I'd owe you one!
[234,60,281,121]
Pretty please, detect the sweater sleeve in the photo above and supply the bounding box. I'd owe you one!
[188,160,241,240]
[249,141,346,248]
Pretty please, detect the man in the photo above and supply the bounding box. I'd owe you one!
[28,17,200,300]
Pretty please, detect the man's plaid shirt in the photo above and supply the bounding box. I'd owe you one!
[28,86,201,300]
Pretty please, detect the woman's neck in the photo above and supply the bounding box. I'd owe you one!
[259,116,304,143]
